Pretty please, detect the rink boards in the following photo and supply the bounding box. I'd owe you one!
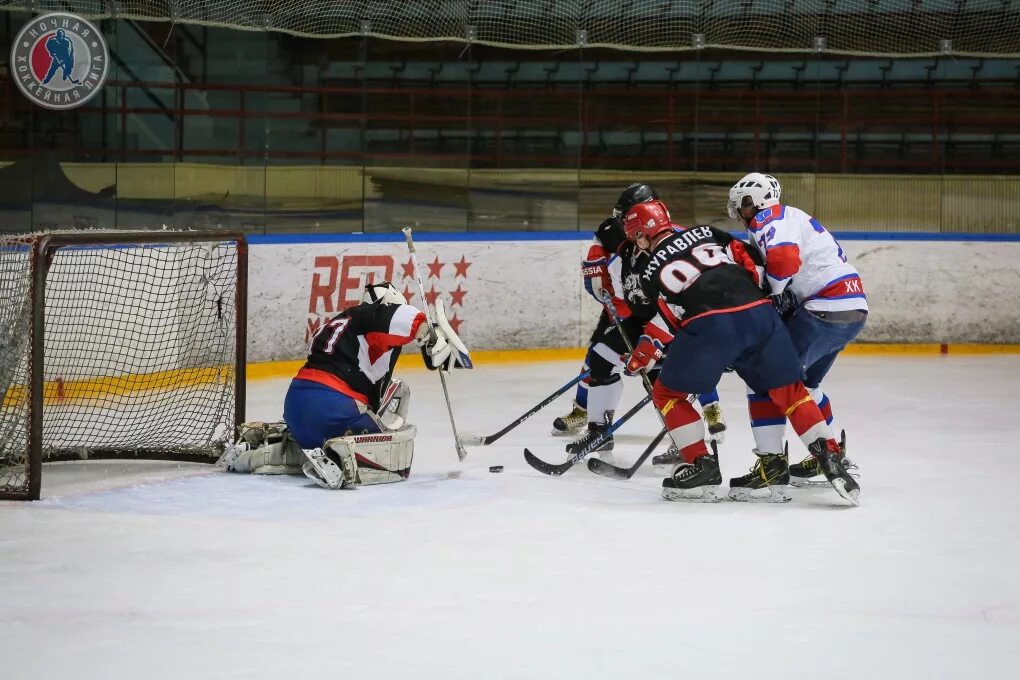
[246,232,1020,363]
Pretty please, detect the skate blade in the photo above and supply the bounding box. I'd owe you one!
[791,468,860,488]
[551,428,583,437]
[831,478,860,506]
[728,485,791,503]
[790,476,829,488]
[662,485,721,503]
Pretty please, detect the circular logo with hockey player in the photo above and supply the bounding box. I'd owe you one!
[10,13,109,110]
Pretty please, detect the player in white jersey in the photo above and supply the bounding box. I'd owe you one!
[728,173,867,484]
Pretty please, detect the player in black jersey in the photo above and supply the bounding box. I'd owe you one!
[552,183,728,456]
[284,281,467,449]
[621,199,860,505]
[221,281,469,490]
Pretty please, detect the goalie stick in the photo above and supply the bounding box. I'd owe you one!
[523,394,651,476]
[586,427,669,480]
[402,227,469,462]
[458,370,591,446]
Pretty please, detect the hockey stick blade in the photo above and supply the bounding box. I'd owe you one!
[523,448,575,476]
[523,394,651,476]
[587,427,668,480]
[457,433,488,446]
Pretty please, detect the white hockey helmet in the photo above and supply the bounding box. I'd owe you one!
[727,172,781,220]
[362,281,405,306]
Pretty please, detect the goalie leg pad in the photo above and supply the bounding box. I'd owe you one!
[378,379,411,430]
[324,424,417,486]
[220,422,303,474]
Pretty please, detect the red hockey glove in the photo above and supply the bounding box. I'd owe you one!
[581,256,612,302]
[625,335,665,376]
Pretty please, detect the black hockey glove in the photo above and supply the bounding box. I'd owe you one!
[770,289,798,320]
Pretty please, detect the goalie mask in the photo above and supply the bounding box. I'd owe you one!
[363,281,405,306]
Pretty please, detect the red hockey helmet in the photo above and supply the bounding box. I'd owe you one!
[624,200,674,243]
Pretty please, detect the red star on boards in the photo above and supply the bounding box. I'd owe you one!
[424,285,440,307]
[401,285,416,304]
[449,284,467,307]
[453,255,471,278]
[401,257,415,280]
[447,311,463,334]
[426,255,444,279]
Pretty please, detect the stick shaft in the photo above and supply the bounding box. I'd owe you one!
[401,227,467,461]
[476,370,590,445]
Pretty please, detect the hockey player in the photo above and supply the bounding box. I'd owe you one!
[728,173,867,485]
[220,281,470,490]
[621,199,859,504]
[552,183,727,455]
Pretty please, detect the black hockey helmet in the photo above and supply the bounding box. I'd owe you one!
[613,183,659,219]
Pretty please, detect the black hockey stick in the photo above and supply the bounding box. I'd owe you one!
[523,394,651,476]
[596,289,697,474]
[458,370,591,446]
[587,427,668,480]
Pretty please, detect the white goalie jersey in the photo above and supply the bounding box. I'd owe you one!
[747,204,869,313]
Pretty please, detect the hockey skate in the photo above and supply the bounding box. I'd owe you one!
[661,447,722,502]
[728,449,791,503]
[806,437,860,506]
[552,400,587,436]
[565,412,614,456]
[790,431,858,487]
[652,445,681,468]
[702,401,727,442]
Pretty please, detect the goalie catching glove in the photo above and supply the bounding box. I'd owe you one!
[417,298,472,372]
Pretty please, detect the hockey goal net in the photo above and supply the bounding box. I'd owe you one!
[0,231,247,501]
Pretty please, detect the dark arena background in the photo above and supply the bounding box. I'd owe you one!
[3,1,1020,234]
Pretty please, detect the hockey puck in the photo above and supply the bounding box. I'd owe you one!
[488,465,504,473]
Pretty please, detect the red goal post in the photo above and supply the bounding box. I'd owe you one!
[0,231,247,501]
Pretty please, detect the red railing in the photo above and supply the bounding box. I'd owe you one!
[3,78,1019,172]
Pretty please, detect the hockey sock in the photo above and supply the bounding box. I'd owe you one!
[697,388,720,408]
[574,363,590,409]
[653,380,708,463]
[747,390,786,454]
[767,383,835,449]
[809,387,833,425]
[586,378,623,425]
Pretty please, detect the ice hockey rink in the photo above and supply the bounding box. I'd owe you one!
[3,354,1019,679]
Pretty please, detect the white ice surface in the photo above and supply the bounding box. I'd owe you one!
[2,356,1019,679]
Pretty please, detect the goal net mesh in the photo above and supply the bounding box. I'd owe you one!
[3,1,1020,57]
[0,234,242,499]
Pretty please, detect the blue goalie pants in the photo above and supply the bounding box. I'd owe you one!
[283,379,381,449]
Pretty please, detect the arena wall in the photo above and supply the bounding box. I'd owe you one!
[246,233,1020,363]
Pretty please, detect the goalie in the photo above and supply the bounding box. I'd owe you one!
[220,281,470,490]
